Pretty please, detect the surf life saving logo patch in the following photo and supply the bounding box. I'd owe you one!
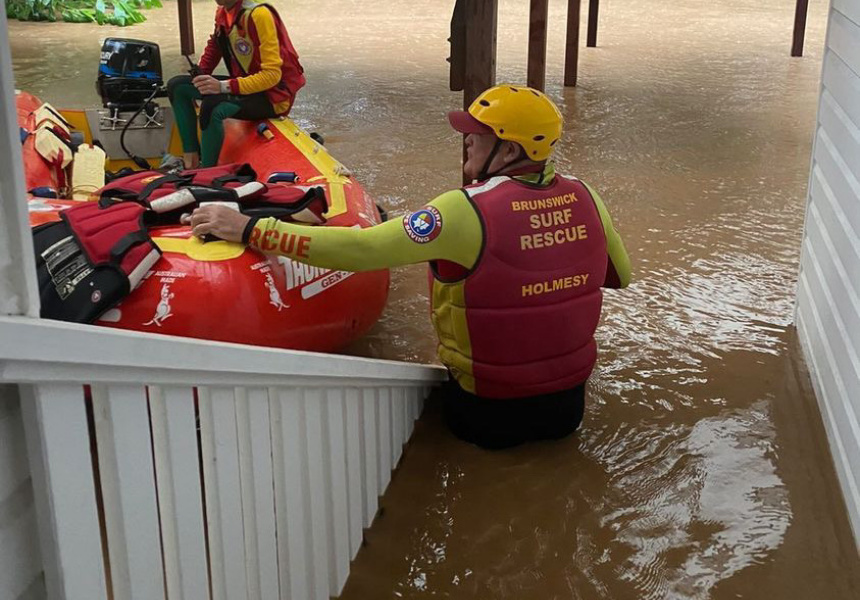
[235,38,253,56]
[403,206,443,244]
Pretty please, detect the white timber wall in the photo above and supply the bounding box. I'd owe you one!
[0,7,45,600]
[795,0,860,550]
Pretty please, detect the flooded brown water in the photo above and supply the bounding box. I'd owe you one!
[9,0,860,597]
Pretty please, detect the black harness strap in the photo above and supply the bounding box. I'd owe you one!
[110,231,150,261]
[138,174,193,201]
[211,172,256,188]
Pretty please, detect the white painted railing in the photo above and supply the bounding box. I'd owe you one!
[0,316,446,600]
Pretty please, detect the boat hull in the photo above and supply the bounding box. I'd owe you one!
[19,91,389,352]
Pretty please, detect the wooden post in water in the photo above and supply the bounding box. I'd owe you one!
[458,0,498,184]
[527,0,549,91]
[587,0,599,47]
[177,0,195,57]
[449,0,466,91]
[564,0,582,87]
[791,0,810,57]
[463,0,498,107]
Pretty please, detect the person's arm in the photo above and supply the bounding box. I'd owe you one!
[189,190,483,272]
[228,7,284,96]
[197,27,223,76]
[584,182,631,289]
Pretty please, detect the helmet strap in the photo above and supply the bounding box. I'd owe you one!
[476,137,505,182]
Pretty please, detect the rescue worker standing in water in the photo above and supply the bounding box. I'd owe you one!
[167,0,305,169]
[186,85,631,449]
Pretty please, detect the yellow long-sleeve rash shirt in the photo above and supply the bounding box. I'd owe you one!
[246,174,631,288]
[234,7,284,96]
[248,189,482,272]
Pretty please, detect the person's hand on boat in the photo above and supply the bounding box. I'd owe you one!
[184,205,250,243]
[192,75,224,95]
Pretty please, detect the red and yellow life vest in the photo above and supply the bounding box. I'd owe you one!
[214,1,305,112]
[431,175,608,399]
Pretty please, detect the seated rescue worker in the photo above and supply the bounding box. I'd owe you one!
[186,85,631,449]
[167,0,305,169]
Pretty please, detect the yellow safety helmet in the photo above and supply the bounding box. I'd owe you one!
[448,84,563,161]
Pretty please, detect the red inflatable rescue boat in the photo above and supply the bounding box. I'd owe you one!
[18,90,389,352]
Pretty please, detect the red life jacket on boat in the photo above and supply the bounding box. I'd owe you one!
[97,163,329,224]
[33,201,162,323]
[99,163,259,203]
[431,175,608,399]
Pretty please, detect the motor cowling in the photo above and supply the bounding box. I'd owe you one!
[96,38,163,110]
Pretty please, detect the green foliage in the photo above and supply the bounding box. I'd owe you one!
[5,0,162,26]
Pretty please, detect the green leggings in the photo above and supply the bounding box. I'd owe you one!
[167,75,276,167]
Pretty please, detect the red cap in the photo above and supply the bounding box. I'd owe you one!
[448,111,494,135]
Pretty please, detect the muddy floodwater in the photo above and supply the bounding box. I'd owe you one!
[9,0,860,597]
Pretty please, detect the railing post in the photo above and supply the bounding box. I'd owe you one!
[0,6,40,317]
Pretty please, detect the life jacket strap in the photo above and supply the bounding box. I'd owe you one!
[111,230,151,261]
[138,174,194,201]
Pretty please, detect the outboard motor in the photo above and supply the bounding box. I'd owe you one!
[95,38,168,169]
[96,38,164,110]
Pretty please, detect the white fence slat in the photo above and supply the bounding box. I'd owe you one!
[324,389,351,594]
[344,388,364,558]
[400,387,409,440]
[377,388,392,493]
[271,388,313,600]
[360,388,379,526]
[149,386,210,600]
[199,387,247,600]
[400,387,409,447]
[91,384,165,600]
[416,386,424,420]
[405,387,415,437]
[403,389,412,433]
[406,387,419,437]
[413,387,426,429]
[391,388,405,466]
[303,389,331,600]
[20,384,107,600]
[236,388,279,600]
